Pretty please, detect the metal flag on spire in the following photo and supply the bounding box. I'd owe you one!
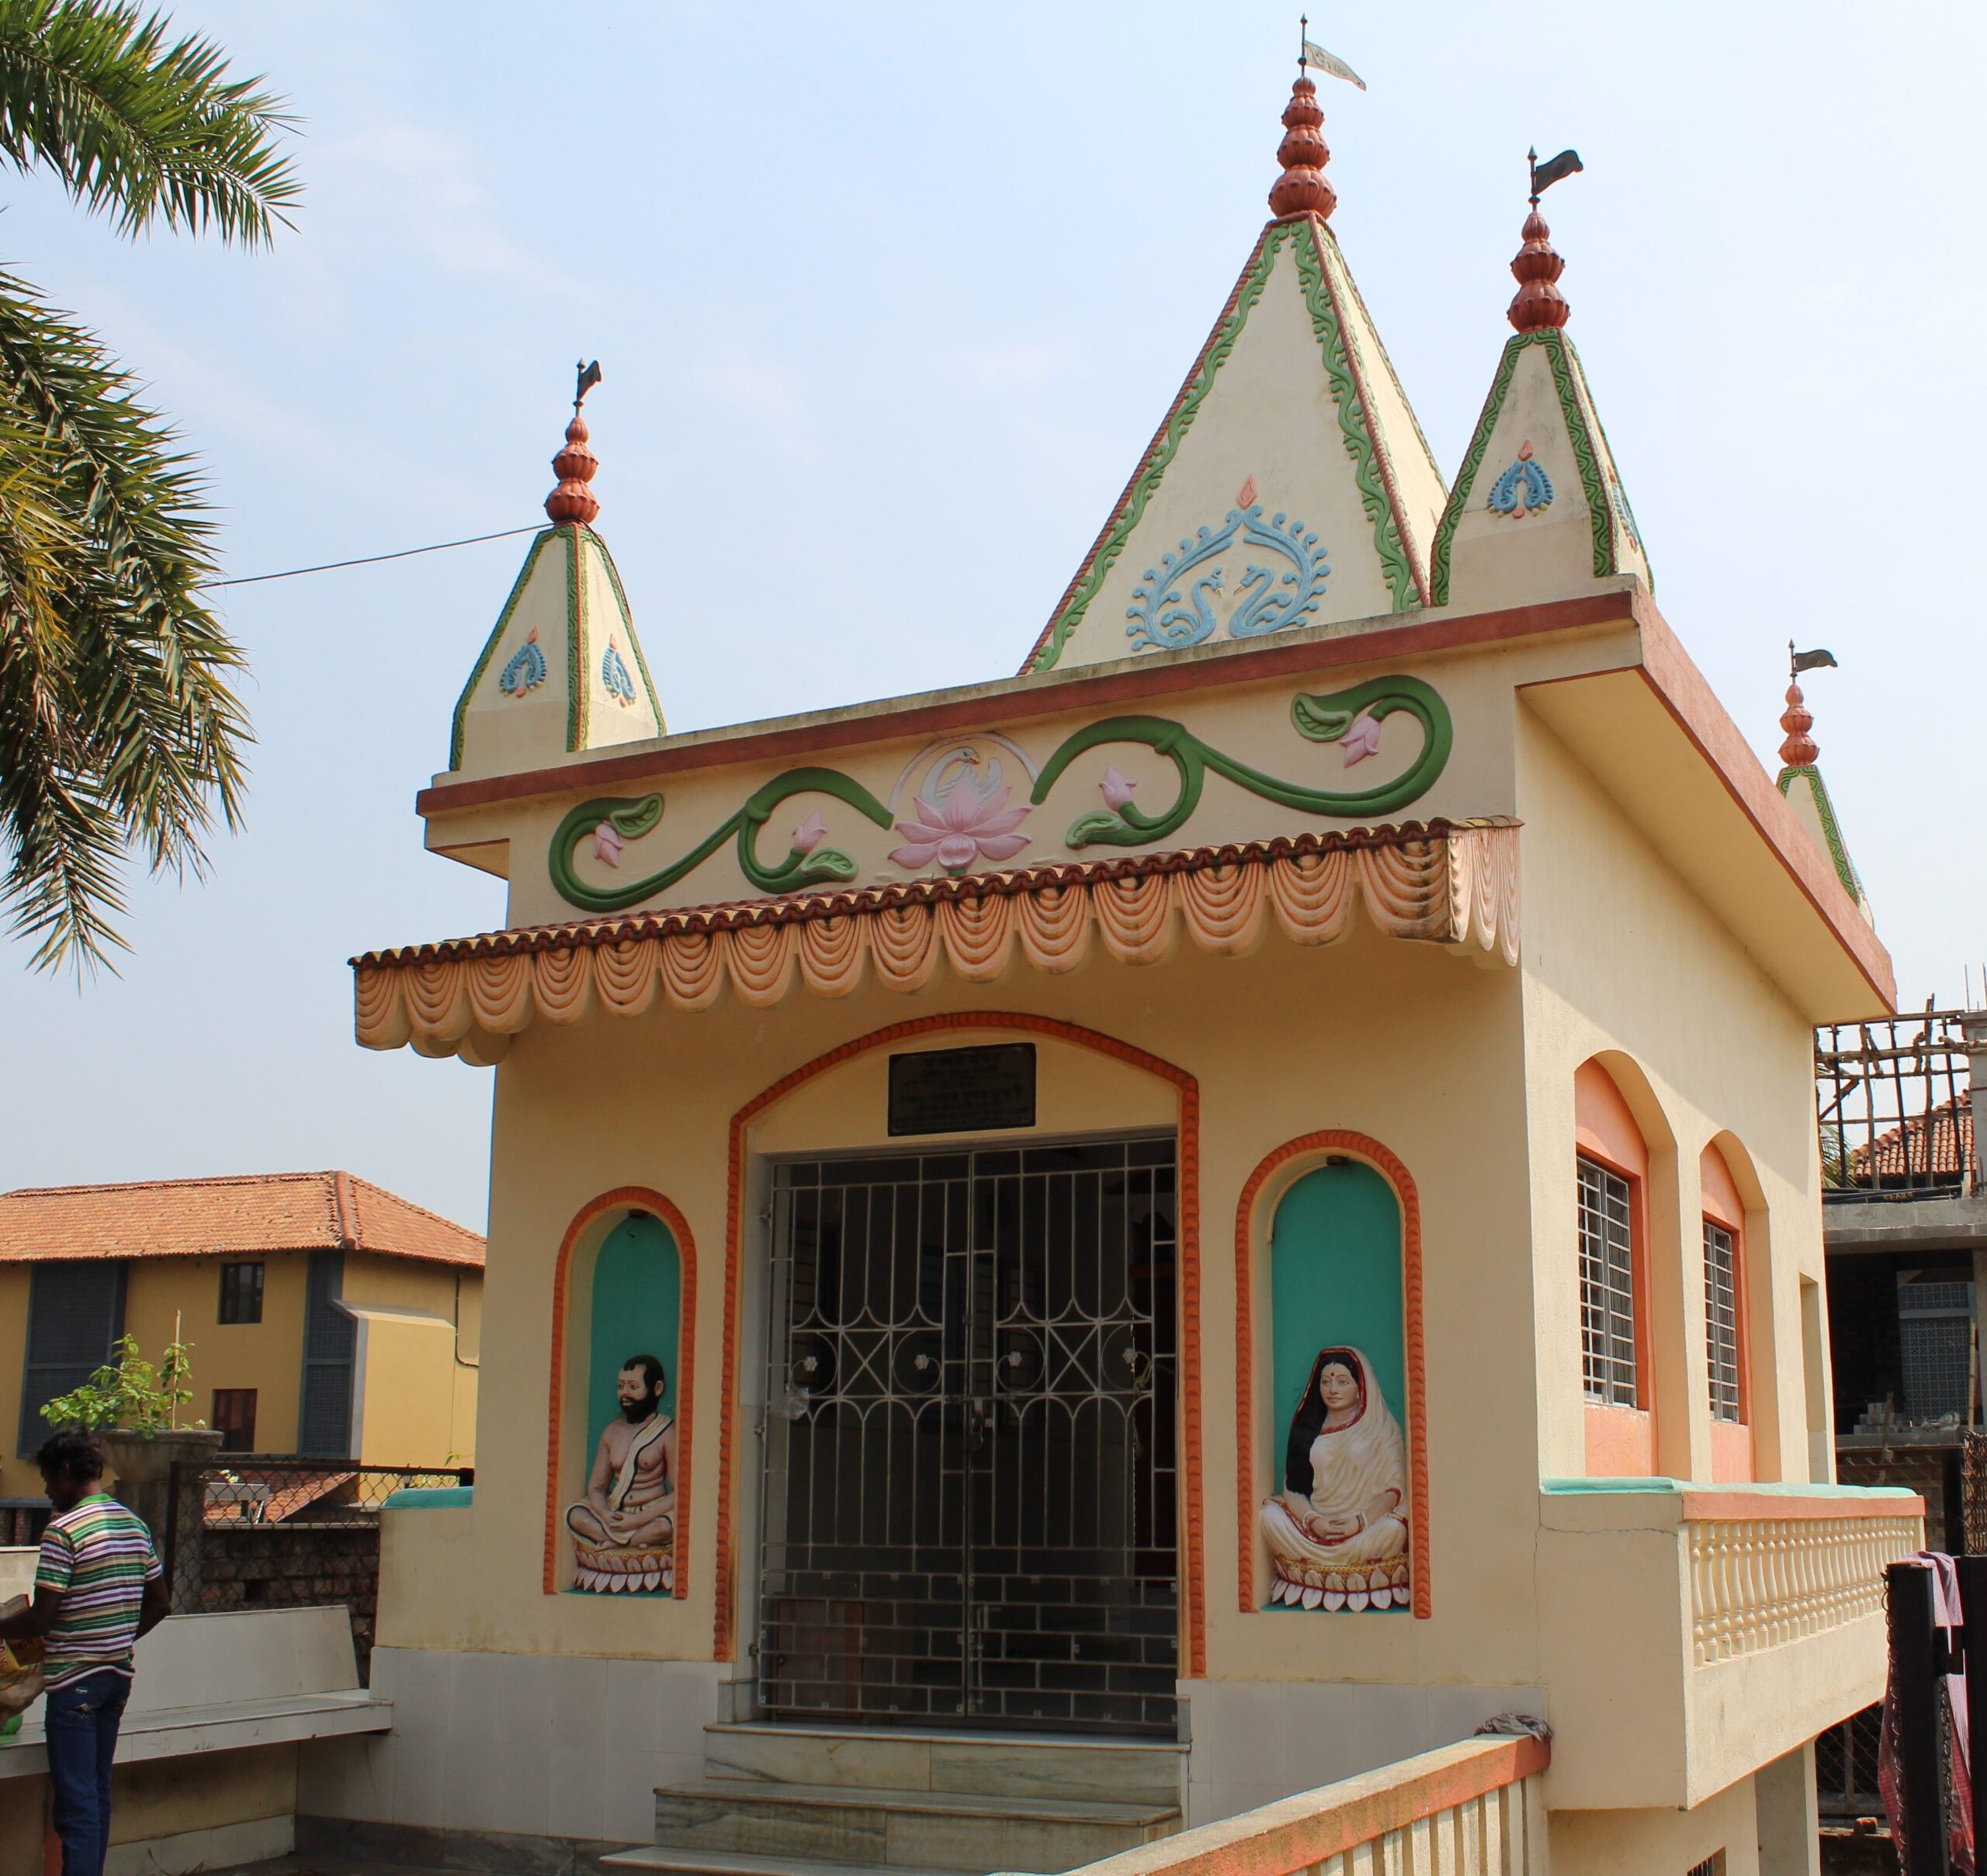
[574,358,602,409]
[1299,14,1367,90]
[1791,646,1840,676]
[1528,147,1583,203]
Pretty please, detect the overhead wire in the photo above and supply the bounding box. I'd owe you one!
[204,523,543,588]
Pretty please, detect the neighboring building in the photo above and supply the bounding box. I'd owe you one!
[0,1171,483,1479]
[1822,1007,1986,1538]
[311,70,1912,1876]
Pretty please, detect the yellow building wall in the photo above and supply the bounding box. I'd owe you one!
[124,1251,312,1455]
[0,1263,32,1482]
[343,1250,480,1469]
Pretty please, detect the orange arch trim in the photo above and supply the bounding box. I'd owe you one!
[1233,1132,1430,1620]
[716,1010,1205,1673]
[543,1187,699,1598]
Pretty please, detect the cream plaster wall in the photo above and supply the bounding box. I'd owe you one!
[343,1253,480,1468]
[1515,705,1826,1486]
[1550,1767,1760,1876]
[381,910,1548,1698]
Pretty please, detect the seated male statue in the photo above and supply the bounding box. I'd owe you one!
[565,1353,677,1592]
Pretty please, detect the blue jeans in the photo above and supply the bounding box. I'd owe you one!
[44,1668,128,1876]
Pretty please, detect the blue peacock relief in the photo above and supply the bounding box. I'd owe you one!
[1486,441,1552,520]
[1125,478,1329,652]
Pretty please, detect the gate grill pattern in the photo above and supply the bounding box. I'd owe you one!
[758,1138,1178,1736]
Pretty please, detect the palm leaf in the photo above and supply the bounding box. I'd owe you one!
[0,272,250,971]
[0,0,299,245]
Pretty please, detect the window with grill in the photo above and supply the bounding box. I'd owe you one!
[1704,1220,1741,1421]
[212,1389,258,1454]
[1685,1856,1725,1876]
[218,1260,264,1325]
[1579,1156,1638,1406]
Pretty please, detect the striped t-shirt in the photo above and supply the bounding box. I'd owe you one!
[35,1495,161,1689]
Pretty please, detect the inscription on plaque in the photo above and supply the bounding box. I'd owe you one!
[887,1044,1038,1138]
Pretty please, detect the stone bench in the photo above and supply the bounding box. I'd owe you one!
[0,1605,390,1874]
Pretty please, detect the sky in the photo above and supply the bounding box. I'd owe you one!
[2,2,1982,1231]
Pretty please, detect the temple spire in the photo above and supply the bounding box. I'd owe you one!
[1269,75,1334,221]
[545,359,603,526]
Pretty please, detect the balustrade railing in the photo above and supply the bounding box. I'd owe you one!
[1688,1510,1923,1666]
[1059,1736,1545,1876]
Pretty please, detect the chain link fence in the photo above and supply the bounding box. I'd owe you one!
[163,1456,470,1680]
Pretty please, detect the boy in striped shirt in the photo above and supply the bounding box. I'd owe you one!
[0,1430,169,1876]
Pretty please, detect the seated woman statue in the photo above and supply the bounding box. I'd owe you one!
[565,1353,677,1593]
[1258,1346,1410,1611]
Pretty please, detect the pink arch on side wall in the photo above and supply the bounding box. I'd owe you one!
[543,1187,699,1598]
[1234,1132,1430,1620]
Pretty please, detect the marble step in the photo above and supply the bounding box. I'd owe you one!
[653,1776,1181,1873]
[604,1852,963,1876]
[702,1721,1186,1807]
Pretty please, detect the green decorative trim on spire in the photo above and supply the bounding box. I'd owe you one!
[591,534,667,730]
[1288,220,1418,612]
[1028,225,1284,673]
[1777,765,1866,900]
[1427,329,1618,607]
[448,527,562,772]
[1562,342,1649,577]
[1331,248,1445,494]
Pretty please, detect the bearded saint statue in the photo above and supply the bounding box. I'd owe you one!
[565,1353,677,1593]
[1258,1346,1410,1611]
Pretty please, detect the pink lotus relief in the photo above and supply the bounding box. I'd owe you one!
[1100,765,1138,810]
[791,810,827,855]
[1340,711,1383,768]
[592,821,626,868]
[889,766,1031,874]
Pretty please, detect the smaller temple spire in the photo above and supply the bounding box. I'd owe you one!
[545,359,603,527]
[1269,75,1335,221]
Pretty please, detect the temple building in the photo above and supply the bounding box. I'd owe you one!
[307,66,1919,1876]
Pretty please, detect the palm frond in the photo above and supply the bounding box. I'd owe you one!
[0,0,299,246]
[0,273,250,971]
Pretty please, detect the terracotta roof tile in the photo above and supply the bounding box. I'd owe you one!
[0,1172,484,1268]
[1853,1089,1975,1183]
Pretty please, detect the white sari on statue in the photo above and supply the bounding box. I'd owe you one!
[1260,1347,1410,1611]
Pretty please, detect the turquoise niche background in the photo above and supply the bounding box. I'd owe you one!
[1268,1160,1406,1611]
[584,1212,681,1461]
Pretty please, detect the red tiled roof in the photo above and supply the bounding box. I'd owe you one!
[0,1172,484,1268]
[1854,1089,1975,1182]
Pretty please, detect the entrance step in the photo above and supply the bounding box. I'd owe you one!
[650,1777,1180,1873]
[604,1853,969,1876]
[702,1721,1186,1808]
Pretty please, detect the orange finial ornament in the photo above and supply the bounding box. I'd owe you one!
[1778,681,1818,768]
[1269,75,1335,221]
[545,359,603,527]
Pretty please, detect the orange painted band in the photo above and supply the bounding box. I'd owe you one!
[1233,1133,1429,1621]
[716,1011,1205,1675]
[542,1187,699,1600]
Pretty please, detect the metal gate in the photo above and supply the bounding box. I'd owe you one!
[757,1136,1179,1736]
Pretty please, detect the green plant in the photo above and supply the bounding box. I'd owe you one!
[40,1332,198,1434]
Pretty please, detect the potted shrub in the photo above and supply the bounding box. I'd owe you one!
[40,1336,223,1545]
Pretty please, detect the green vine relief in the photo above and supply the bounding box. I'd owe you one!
[1031,675,1452,848]
[549,768,894,914]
